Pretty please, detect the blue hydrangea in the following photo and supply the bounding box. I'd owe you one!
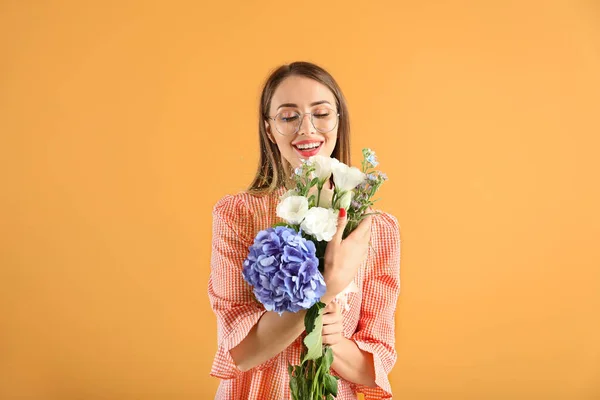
[242,226,326,315]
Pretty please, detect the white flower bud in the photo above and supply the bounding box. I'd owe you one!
[339,191,353,209]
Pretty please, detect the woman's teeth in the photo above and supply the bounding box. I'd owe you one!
[296,143,321,150]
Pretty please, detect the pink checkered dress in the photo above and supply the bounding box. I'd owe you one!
[209,186,401,399]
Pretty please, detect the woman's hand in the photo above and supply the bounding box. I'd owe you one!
[322,208,372,302]
[322,301,343,346]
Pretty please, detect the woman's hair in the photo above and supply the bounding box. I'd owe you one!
[247,61,351,195]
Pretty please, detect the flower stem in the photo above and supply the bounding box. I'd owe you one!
[316,182,322,208]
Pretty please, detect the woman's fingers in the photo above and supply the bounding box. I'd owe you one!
[322,323,342,336]
[322,333,341,345]
[345,215,372,243]
[328,300,340,313]
[357,215,373,238]
[331,208,348,245]
[322,301,341,324]
[322,301,342,337]
[321,300,344,345]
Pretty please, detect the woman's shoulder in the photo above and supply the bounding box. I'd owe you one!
[213,187,286,228]
[213,191,250,214]
[212,192,259,242]
[368,209,401,276]
[371,209,401,237]
[213,191,256,220]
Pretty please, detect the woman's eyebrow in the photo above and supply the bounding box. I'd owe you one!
[276,100,332,110]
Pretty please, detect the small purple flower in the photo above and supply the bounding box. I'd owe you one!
[356,181,369,191]
[243,226,326,315]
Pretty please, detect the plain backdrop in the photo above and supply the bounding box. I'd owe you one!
[1,1,599,399]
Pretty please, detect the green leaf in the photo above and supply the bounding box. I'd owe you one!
[288,363,293,376]
[304,301,325,334]
[294,365,304,381]
[326,394,335,400]
[289,375,299,400]
[303,328,323,362]
[303,306,325,362]
[324,373,338,397]
[322,346,334,372]
[272,221,297,229]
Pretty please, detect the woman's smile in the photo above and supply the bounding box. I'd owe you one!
[292,139,324,158]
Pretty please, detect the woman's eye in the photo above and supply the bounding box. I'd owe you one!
[281,115,299,122]
[314,112,330,118]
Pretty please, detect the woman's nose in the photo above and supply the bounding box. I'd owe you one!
[297,113,315,135]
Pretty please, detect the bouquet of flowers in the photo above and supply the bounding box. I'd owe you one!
[242,149,387,399]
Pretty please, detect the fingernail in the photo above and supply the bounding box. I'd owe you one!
[339,208,346,218]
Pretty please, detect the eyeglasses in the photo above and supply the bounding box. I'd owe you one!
[267,107,340,136]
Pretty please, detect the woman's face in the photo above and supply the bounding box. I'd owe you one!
[266,75,338,171]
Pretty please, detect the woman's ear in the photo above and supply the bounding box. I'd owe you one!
[265,121,275,143]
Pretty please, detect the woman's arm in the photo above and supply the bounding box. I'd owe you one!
[348,213,401,398]
[331,337,377,387]
[230,291,337,372]
[229,309,306,372]
[321,212,400,397]
[211,195,292,378]
[321,301,378,387]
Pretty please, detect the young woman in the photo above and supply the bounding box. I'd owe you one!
[208,61,401,399]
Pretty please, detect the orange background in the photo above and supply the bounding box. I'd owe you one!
[1,1,599,399]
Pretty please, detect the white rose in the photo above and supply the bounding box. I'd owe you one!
[300,207,338,242]
[332,162,366,191]
[309,155,335,182]
[276,195,309,225]
[339,190,353,209]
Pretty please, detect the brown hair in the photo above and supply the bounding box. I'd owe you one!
[247,61,351,194]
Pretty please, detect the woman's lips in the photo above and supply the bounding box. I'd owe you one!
[293,142,323,157]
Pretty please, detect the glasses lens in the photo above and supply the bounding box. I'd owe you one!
[275,111,301,135]
[311,107,338,133]
[274,108,339,135]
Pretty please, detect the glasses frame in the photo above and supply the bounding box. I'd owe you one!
[267,108,340,136]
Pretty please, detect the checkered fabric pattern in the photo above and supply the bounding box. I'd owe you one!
[208,186,401,399]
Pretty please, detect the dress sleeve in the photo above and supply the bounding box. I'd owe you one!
[208,194,275,379]
[350,212,401,399]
